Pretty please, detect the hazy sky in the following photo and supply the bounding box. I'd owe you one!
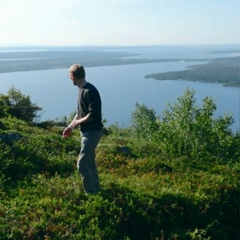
[0,0,239,46]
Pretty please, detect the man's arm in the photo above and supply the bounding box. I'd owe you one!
[62,114,78,138]
[71,113,92,127]
[62,113,92,138]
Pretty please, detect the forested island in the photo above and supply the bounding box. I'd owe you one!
[145,56,240,87]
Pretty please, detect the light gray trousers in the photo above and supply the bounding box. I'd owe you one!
[77,130,102,193]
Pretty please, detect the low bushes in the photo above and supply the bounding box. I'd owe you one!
[0,89,239,239]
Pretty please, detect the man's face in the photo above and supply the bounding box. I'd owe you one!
[69,72,76,85]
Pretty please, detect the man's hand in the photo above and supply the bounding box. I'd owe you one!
[62,126,73,138]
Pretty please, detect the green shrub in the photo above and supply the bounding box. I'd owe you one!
[0,87,239,239]
[0,86,42,122]
[131,89,239,163]
[0,119,79,185]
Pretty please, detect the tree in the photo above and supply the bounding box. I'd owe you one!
[0,86,42,122]
[0,94,11,118]
[131,103,159,140]
[131,89,239,162]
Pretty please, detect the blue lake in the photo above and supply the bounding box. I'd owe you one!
[0,45,239,131]
[0,61,239,132]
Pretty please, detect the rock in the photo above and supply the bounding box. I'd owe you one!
[117,146,137,158]
[0,132,23,144]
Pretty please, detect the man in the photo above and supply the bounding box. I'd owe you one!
[62,64,103,194]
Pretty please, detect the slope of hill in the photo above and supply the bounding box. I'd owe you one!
[0,88,239,239]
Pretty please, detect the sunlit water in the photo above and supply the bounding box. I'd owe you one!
[0,45,239,131]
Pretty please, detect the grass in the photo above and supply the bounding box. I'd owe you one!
[0,116,239,239]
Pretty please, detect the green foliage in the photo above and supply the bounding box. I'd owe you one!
[0,86,42,122]
[0,87,239,239]
[0,95,10,118]
[132,89,239,163]
[0,118,78,187]
[131,103,159,141]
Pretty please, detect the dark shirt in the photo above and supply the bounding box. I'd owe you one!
[77,82,103,132]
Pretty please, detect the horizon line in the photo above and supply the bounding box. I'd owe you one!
[0,43,239,48]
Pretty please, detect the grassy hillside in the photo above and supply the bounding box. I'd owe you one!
[0,90,239,239]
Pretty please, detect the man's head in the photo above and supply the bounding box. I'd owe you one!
[69,64,85,78]
[69,64,86,86]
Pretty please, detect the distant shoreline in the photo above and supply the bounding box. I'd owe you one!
[0,47,239,87]
[145,56,240,88]
[0,50,209,74]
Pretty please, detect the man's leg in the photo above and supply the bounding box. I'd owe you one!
[77,131,102,193]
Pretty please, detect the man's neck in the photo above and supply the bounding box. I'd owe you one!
[76,79,87,88]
